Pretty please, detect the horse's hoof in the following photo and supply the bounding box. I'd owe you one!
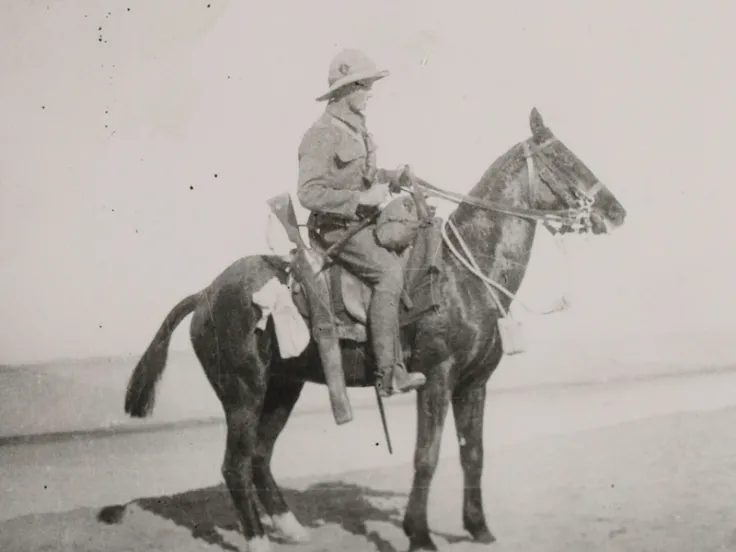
[466,521,496,544]
[244,535,271,552]
[272,511,311,543]
[403,516,438,550]
[408,535,439,551]
[472,527,496,544]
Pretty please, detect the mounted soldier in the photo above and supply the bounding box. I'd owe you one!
[296,48,427,397]
[127,72,628,546]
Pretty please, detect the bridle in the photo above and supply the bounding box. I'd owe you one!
[397,135,606,316]
[401,135,605,234]
[521,137,604,234]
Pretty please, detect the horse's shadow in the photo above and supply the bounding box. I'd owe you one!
[98,480,468,551]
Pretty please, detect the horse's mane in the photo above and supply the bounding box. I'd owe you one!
[449,141,526,224]
[468,141,526,198]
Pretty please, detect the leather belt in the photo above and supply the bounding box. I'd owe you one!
[309,208,377,232]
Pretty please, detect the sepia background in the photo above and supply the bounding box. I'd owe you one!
[2,0,734,365]
[3,1,736,551]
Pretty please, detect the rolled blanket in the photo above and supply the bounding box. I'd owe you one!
[252,277,311,358]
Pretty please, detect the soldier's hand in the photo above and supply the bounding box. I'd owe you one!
[376,166,411,194]
[375,168,395,184]
[358,183,390,206]
[388,164,413,193]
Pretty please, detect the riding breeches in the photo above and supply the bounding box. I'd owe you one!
[312,224,404,371]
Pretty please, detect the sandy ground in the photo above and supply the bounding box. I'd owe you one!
[2,369,736,551]
[4,342,735,442]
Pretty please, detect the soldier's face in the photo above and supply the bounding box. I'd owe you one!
[348,82,372,113]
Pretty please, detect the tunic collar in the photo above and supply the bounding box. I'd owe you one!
[326,101,366,134]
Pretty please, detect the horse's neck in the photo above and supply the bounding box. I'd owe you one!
[446,146,537,301]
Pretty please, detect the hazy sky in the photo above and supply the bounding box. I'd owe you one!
[1,0,734,364]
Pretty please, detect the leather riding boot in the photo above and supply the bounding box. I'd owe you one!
[369,289,426,397]
[383,361,426,397]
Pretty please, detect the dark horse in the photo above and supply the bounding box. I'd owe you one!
[123,108,627,551]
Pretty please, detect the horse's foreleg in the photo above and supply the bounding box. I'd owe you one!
[403,362,452,552]
[452,381,495,544]
[252,375,310,544]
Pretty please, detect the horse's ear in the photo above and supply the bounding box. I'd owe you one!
[529,107,545,137]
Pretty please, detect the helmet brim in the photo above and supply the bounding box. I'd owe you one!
[315,70,389,101]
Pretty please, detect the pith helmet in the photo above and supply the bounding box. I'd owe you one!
[315,49,389,102]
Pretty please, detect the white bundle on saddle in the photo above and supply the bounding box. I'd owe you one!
[252,277,311,359]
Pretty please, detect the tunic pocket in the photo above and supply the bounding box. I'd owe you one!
[335,136,365,167]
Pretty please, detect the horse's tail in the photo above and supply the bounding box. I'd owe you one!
[124,292,202,418]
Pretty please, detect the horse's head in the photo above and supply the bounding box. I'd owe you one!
[524,108,627,235]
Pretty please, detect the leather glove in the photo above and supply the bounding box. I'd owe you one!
[376,166,407,194]
[375,168,396,183]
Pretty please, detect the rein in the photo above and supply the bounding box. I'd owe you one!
[403,137,603,233]
[400,136,602,317]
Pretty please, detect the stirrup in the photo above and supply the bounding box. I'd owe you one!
[375,363,426,398]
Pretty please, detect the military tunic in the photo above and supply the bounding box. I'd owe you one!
[297,103,379,222]
[296,102,403,293]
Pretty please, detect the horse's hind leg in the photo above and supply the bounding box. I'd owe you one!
[192,308,272,551]
[220,398,271,552]
[252,373,310,543]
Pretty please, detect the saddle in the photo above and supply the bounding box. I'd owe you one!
[289,199,446,343]
[267,187,444,426]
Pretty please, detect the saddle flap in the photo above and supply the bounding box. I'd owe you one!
[288,250,369,342]
[339,269,372,325]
